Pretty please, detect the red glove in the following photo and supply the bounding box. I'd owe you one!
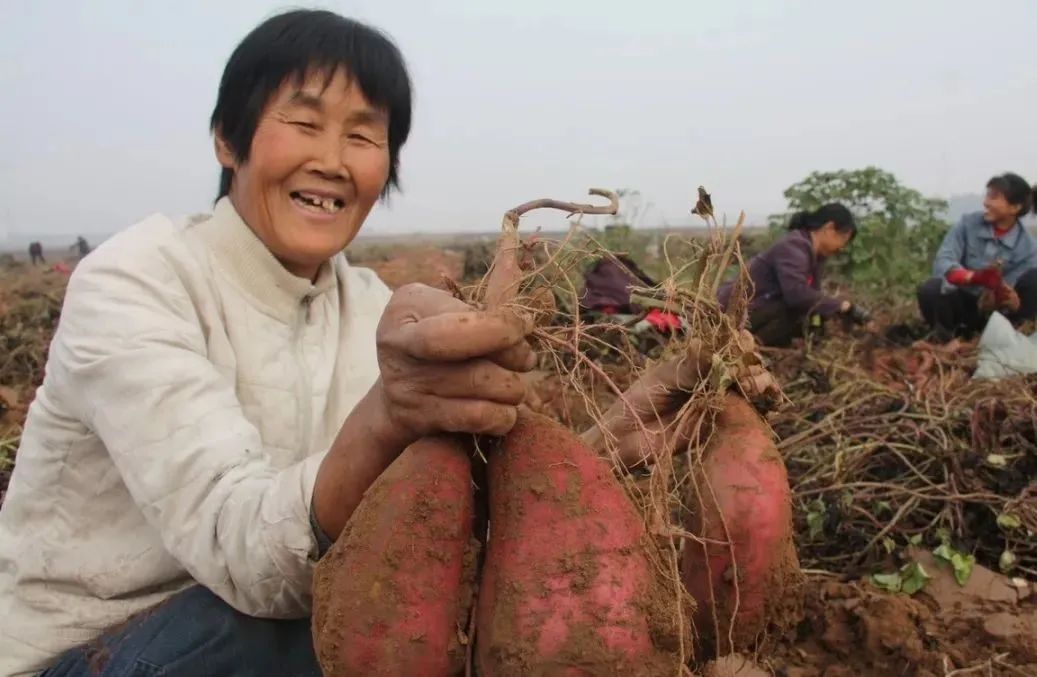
[644,308,683,332]
[945,268,973,286]
[970,266,1004,291]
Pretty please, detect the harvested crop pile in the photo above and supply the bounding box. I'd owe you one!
[314,189,698,675]
[766,333,1037,580]
[513,197,804,662]
[475,191,700,674]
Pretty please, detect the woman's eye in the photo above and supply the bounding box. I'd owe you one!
[348,133,376,145]
[291,120,318,130]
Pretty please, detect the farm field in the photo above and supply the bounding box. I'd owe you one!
[1,226,1035,675]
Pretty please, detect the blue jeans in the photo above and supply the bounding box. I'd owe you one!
[43,586,320,676]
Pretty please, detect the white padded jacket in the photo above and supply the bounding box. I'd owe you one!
[0,197,391,675]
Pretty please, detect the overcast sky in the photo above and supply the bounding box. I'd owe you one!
[1,0,1035,244]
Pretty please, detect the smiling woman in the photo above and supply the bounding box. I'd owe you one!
[918,171,1037,339]
[209,14,411,279]
[215,70,393,279]
[0,10,539,677]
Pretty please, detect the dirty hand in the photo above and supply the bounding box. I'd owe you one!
[373,283,535,446]
[582,332,778,468]
[999,286,1021,313]
[978,289,998,315]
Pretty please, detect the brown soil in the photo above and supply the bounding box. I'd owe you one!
[765,560,1037,676]
[353,245,464,290]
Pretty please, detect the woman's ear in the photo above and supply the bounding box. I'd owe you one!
[214,131,236,170]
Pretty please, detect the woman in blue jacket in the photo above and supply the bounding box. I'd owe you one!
[917,173,1037,339]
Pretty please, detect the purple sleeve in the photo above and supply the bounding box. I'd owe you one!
[772,237,843,316]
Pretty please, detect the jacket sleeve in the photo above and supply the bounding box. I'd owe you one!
[771,237,842,316]
[932,217,968,279]
[47,252,331,619]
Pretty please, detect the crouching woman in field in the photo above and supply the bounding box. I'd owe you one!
[719,203,872,347]
[0,10,765,677]
[917,172,1037,340]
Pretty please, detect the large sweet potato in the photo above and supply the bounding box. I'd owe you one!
[476,409,689,676]
[312,436,476,676]
[681,393,802,654]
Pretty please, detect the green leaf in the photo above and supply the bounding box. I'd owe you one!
[933,544,954,562]
[908,534,923,546]
[999,550,1017,573]
[875,501,893,516]
[871,572,902,593]
[935,528,951,546]
[997,514,1022,531]
[805,512,824,540]
[805,499,827,541]
[883,537,896,554]
[934,544,974,585]
[900,562,931,595]
[951,553,975,586]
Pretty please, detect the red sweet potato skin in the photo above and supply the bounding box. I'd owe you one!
[312,436,476,677]
[681,393,802,653]
[476,410,687,677]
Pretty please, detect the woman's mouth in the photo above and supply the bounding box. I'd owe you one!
[290,191,345,215]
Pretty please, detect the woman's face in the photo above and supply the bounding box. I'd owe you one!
[216,68,391,280]
[815,222,853,258]
[983,188,1021,225]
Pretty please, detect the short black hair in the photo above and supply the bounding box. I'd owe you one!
[210,10,412,200]
[788,203,857,240]
[986,172,1033,217]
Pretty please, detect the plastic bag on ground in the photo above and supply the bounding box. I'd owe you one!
[973,312,1037,380]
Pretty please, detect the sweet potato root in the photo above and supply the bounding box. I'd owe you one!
[476,409,689,676]
[312,436,476,677]
[681,393,802,654]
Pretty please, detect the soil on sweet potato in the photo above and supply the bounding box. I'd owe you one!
[312,437,475,677]
[476,410,694,676]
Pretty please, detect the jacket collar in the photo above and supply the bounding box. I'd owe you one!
[191,197,339,322]
[978,216,1024,249]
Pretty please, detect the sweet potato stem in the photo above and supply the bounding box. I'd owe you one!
[483,188,619,310]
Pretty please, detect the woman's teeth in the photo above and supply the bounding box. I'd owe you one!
[292,192,343,214]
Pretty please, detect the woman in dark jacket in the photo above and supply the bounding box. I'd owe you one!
[720,203,870,347]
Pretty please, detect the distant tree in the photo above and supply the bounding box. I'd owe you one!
[770,167,949,296]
